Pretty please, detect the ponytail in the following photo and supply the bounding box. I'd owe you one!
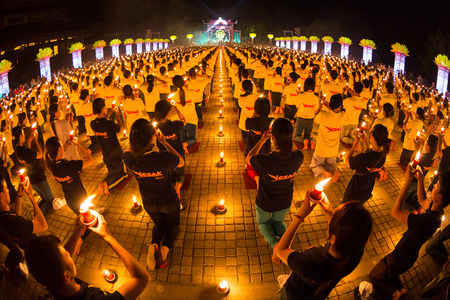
[45,136,61,174]
[372,124,390,156]
[172,75,186,106]
[129,119,155,158]
[271,118,293,155]
[146,75,154,94]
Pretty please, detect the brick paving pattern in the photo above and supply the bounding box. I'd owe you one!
[0,48,448,299]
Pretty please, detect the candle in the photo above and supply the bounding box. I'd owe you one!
[217,280,229,293]
[79,195,97,225]
[219,109,222,117]
[2,137,5,145]
[339,152,346,159]
[441,127,445,134]
[220,99,224,105]
[103,269,117,283]
[415,131,420,141]
[123,129,127,138]
[152,122,157,128]
[219,151,224,163]
[69,130,74,140]
[112,101,116,109]
[219,126,223,134]
[31,122,37,132]
[18,169,27,184]
[132,195,140,208]
[218,199,225,210]
[358,121,366,132]
[310,178,331,201]
[411,150,421,169]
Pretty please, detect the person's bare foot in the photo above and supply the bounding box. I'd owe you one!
[103,181,110,195]
[310,140,315,150]
[98,183,104,195]
[392,288,407,300]
[159,246,169,262]
[303,140,309,150]
[331,170,340,183]
[183,142,189,154]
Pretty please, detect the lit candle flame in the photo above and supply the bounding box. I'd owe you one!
[220,151,224,158]
[80,195,96,213]
[168,93,176,99]
[219,126,223,132]
[315,178,331,191]
[219,280,228,289]
[219,199,224,206]
[152,122,157,128]
[18,169,25,176]
[414,150,421,161]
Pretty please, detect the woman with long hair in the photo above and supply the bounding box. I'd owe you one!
[48,104,79,160]
[123,118,184,269]
[246,118,303,255]
[342,124,391,203]
[275,200,372,300]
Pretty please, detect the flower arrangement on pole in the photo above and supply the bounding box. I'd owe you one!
[391,43,409,79]
[109,39,122,57]
[299,36,308,51]
[435,54,450,94]
[144,38,152,52]
[267,34,274,45]
[338,37,352,59]
[124,38,134,55]
[292,36,299,50]
[0,60,13,98]
[285,36,292,49]
[322,36,334,55]
[68,42,85,69]
[93,40,106,60]
[309,36,320,53]
[359,39,376,65]
[135,38,144,54]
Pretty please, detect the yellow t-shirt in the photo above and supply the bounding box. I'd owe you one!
[314,111,345,157]
[77,102,96,136]
[403,119,424,150]
[283,83,300,105]
[238,94,258,131]
[122,98,147,130]
[295,92,320,119]
[373,117,394,139]
[343,96,366,125]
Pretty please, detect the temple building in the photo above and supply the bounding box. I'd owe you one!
[200,17,241,44]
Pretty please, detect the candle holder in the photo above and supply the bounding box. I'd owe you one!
[217,152,226,167]
[103,269,118,284]
[217,126,224,137]
[18,169,29,186]
[216,199,227,213]
[309,178,331,203]
[216,280,229,294]
[218,109,224,119]
[131,196,142,212]
[80,209,99,227]
[122,130,128,140]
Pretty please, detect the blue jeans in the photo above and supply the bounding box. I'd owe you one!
[32,180,54,215]
[179,123,197,147]
[256,204,290,248]
[294,118,313,143]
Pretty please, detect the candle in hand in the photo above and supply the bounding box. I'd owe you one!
[18,169,27,183]
[219,109,222,116]
[123,129,127,138]
[80,195,96,224]
[415,131,420,141]
[31,122,37,132]
[69,130,74,140]
[310,178,331,201]
[411,150,421,169]
[112,101,116,109]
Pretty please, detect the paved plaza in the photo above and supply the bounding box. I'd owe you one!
[0,49,447,300]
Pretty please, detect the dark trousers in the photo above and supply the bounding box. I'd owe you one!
[195,103,203,122]
[397,109,406,126]
[399,148,413,167]
[77,116,86,134]
[146,203,180,249]
[0,225,22,271]
[103,157,127,189]
[88,135,100,153]
[271,92,282,107]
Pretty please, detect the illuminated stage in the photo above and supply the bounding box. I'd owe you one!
[200,17,241,44]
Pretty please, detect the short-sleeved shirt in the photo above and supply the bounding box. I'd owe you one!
[238,94,258,131]
[373,117,395,139]
[77,102,96,136]
[15,146,47,184]
[314,111,345,157]
[124,150,179,210]
[244,117,274,156]
[404,119,424,150]
[285,244,358,299]
[393,209,442,270]
[295,92,320,119]
[122,99,147,130]
[156,120,185,156]
[90,118,122,163]
[0,211,34,249]
[250,150,303,212]
[53,160,86,203]
[345,150,386,201]
[343,96,366,125]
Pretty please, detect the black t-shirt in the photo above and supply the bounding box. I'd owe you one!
[124,150,179,209]
[0,211,34,249]
[393,208,442,270]
[156,120,185,156]
[250,150,303,211]
[345,150,386,201]
[90,118,122,162]
[53,278,125,300]
[244,117,274,156]
[439,146,450,173]
[53,160,86,203]
[285,244,360,299]
[15,146,47,184]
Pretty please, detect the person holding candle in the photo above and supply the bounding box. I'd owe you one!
[186,67,210,123]
[270,66,284,114]
[309,94,344,182]
[342,124,391,203]
[274,197,372,299]
[283,72,300,121]
[77,89,100,153]
[154,99,188,209]
[48,104,79,161]
[0,172,48,277]
[369,169,450,300]
[340,82,366,146]
[25,214,149,299]
[399,107,424,167]
[293,78,320,150]
[171,75,198,154]
[122,84,148,132]
[140,75,162,121]
[124,118,184,269]
[238,80,258,141]
[91,98,129,195]
[245,97,274,184]
[371,103,395,141]
[12,126,56,215]
[246,118,303,253]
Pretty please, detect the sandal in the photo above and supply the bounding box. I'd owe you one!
[158,259,169,269]
[147,244,158,270]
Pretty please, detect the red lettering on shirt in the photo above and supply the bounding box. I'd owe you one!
[132,170,164,179]
[267,171,297,182]
[352,106,363,111]
[83,113,94,118]
[104,95,114,99]
[289,93,297,97]
[126,110,139,114]
[245,107,254,110]
[164,133,177,140]
[95,131,109,138]
[274,83,283,86]
[325,126,342,132]
[251,129,262,135]
[54,175,73,183]
[302,103,315,108]
[329,90,339,94]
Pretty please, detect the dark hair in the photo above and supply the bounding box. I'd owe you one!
[241,80,253,97]
[104,75,113,86]
[304,78,315,92]
[79,89,89,101]
[71,82,78,91]
[146,75,155,94]
[329,94,343,111]
[330,70,338,80]
[25,235,69,295]
[289,72,299,82]
[122,85,133,99]
[254,97,271,118]
[382,103,394,118]
[45,136,61,174]
[0,120,6,132]
[123,69,131,79]
[49,96,59,105]
[275,67,282,76]
[188,68,196,77]
[439,172,450,208]
[271,118,293,155]
[416,107,424,120]
[437,110,444,120]
[427,135,438,157]
[354,82,363,94]
[92,98,105,115]
[372,124,391,156]
[386,82,394,94]
[172,75,186,106]
[129,118,155,157]
[11,125,23,150]
[18,112,27,126]
[154,99,172,121]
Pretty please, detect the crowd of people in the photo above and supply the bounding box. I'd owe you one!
[0,43,448,299]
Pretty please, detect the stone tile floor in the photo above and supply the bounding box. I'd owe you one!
[0,50,448,299]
